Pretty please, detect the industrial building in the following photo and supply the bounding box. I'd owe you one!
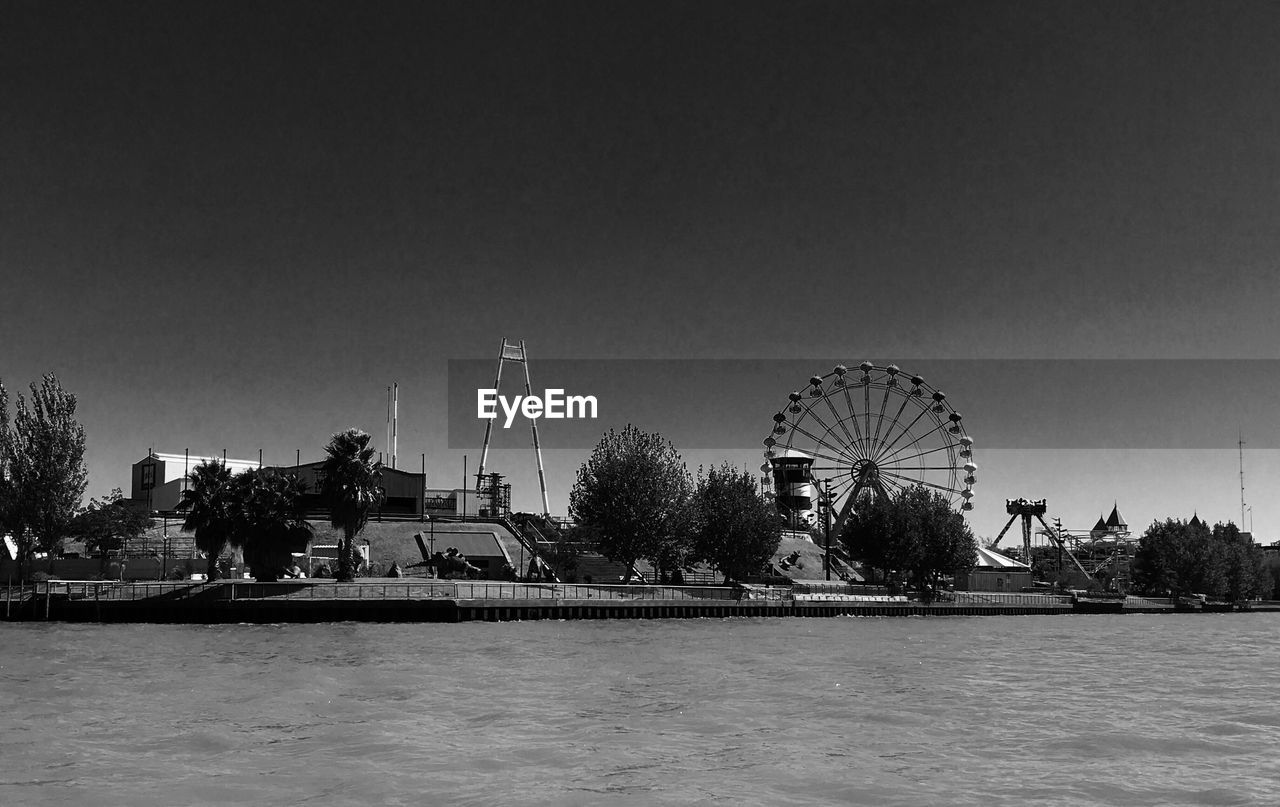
[128,452,501,519]
[129,453,260,512]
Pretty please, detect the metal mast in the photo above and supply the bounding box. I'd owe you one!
[476,338,552,518]
[520,340,552,518]
[1239,430,1246,528]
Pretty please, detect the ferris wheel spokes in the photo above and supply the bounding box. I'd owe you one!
[794,401,862,464]
[877,468,963,497]
[875,415,951,466]
[820,393,862,461]
[876,392,916,461]
[879,443,956,467]
[785,422,860,466]
[871,380,895,448]
[870,400,934,463]
[839,383,869,458]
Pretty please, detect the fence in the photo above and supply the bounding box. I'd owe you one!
[5,579,794,605]
[222,581,791,602]
[948,591,1075,606]
[3,581,1094,606]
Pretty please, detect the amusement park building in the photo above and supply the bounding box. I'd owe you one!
[956,545,1033,592]
[128,452,490,518]
[1090,504,1129,537]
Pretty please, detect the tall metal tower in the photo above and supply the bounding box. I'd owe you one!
[1239,430,1246,529]
[476,339,551,518]
[385,382,399,470]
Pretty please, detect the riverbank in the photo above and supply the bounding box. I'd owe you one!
[6,579,1274,623]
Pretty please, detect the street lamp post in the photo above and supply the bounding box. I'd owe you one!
[823,479,833,582]
[161,513,169,581]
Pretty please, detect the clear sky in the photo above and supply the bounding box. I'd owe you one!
[4,1,1279,542]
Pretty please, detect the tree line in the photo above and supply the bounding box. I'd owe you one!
[1,373,388,583]
[1132,518,1273,601]
[569,425,782,583]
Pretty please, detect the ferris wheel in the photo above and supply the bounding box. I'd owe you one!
[763,362,975,533]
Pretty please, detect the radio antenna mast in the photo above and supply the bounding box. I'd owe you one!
[1239,430,1246,529]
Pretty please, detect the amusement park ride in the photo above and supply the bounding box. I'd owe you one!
[758,361,1137,589]
[987,498,1134,588]
[761,362,976,536]
[476,338,551,518]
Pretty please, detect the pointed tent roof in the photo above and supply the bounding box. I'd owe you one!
[1092,515,1108,532]
[1105,503,1127,529]
[975,545,1031,570]
[1189,512,1202,528]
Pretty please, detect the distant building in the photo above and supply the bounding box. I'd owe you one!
[1089,503,1130,539]
[957,545,1033,592]
[130,453,259,512]
[130,451,499,519]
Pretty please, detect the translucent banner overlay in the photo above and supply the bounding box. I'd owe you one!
[447,359,1280,450]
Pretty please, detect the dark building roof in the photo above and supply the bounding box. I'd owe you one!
[1092,516,1108,532]
[1189,513,1202,527]
[1105,504,1127,529]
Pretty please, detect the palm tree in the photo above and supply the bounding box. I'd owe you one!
[180,460,234,580]
[319,428,384,582]
[230,468,312,582]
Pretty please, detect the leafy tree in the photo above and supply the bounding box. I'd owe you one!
[0,382,14,551]
[0,374,88,579]
[319,428,384,582]
[228,468,312,583]
[692,463,781,583]
[1212,521,1270,602]
[841,485,977,602]
[569,425,692,583]
[180,460,236,579]
[71,488,152,563]
[1262,554,1280,602]
[1132,518,1223,599]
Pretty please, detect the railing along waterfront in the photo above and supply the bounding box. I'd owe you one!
[222,581,792,602]
[8,580,211,602]
[3,580,1128,615]
[7,579,794,604]
[948,591,1075,606]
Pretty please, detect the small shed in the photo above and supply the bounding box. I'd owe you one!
[957,545,1033,592]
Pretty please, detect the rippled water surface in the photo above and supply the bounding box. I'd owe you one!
[2,615,1279,806]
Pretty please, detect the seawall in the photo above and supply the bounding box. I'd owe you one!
[2,580,1223,623]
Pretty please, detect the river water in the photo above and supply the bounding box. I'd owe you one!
[2,614,1277,806]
